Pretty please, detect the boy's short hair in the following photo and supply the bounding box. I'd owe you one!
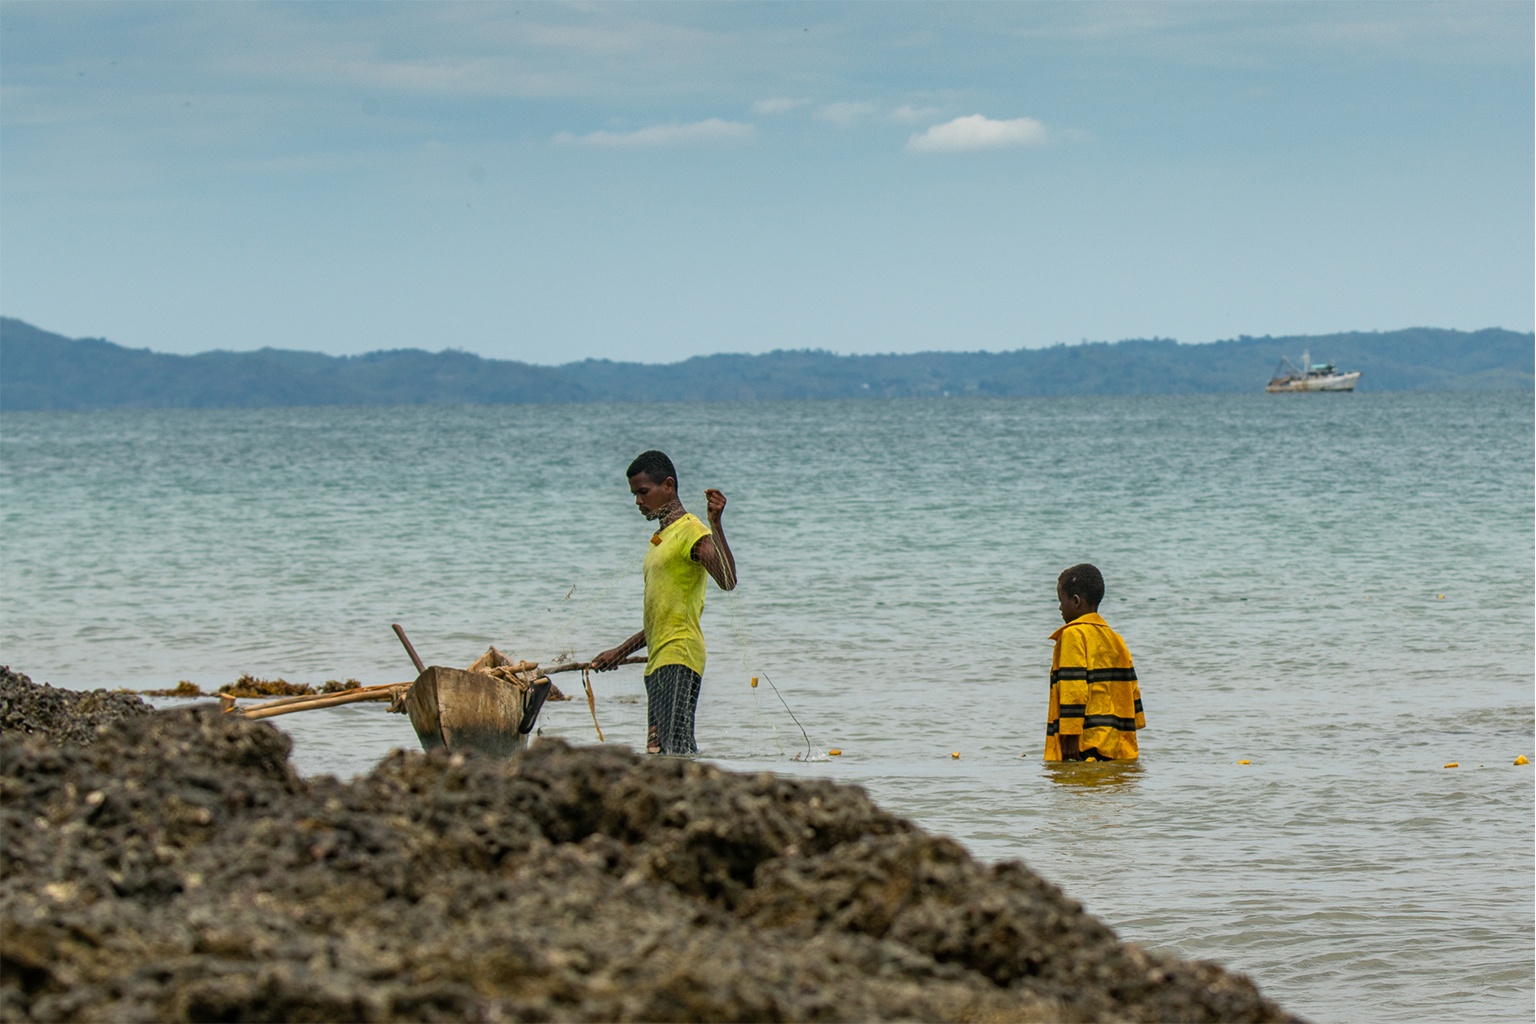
[627,450,677,487]
[1058,563,1105,606]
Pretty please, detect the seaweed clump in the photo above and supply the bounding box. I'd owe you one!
[0,671,1301,1023]
[217,674,315,698]
[124,678,365,699]
[129,681,205,698]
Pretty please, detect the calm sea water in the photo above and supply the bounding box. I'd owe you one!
[3,392,1532,1024]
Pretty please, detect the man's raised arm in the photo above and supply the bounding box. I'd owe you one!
[692,488,737,591]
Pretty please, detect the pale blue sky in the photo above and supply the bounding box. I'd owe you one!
[2,1,1531,362]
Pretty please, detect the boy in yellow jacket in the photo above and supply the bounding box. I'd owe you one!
[1044,563,1145,761]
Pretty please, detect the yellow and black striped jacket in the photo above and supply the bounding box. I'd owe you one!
[1045,613,1144,761]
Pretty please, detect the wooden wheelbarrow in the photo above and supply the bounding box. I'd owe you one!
[390,627,644,756]
[224,625,644,758]
[391,625,551,758]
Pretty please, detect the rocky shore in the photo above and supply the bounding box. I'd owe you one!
[0,669,150,748]
[1,667,1300,1023]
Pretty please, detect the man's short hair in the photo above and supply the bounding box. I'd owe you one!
[627,450,677,487]
[1058,563,1105,606]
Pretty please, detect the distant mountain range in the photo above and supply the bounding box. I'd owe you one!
[2,317,1530,411]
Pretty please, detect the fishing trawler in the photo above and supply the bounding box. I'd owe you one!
[1266,350,1361,392]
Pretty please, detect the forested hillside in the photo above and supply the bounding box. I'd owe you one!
[2,317,1529,411]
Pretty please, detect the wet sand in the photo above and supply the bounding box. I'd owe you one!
[1,668,1299,1023]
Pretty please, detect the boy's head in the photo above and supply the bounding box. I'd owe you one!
[627,450,678,521]
[1056,563,1104,623]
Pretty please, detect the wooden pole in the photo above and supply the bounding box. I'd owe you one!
[226,682,402,714]
[240,686,406,720]
[392,624,426,675]
[543,656,645,675]
[223,690,320,713]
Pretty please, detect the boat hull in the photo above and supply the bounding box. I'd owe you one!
[1266,371,1361,392]
[403,666,532,758]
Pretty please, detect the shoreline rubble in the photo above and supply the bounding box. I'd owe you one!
[1,666,1301,1022]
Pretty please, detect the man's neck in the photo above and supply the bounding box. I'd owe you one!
[657,501,686,530]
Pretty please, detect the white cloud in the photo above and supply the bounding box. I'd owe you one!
[552,118,755,147]
[905,114,1048,153]
[751,97,807,115]
[815,101,875,127]
[891,104,944,124]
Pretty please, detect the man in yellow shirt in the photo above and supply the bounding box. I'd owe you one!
[1043,563,1145,761]
[592,451,737,754]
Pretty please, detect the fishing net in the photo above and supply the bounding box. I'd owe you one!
[645,664,701,755]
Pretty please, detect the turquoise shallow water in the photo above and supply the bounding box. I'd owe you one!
[3,392,1532,1023]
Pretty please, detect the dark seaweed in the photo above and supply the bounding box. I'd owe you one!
[1,671,1301,1023]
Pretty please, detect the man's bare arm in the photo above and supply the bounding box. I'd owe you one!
[591,630,645,671]
[692,488,737,591]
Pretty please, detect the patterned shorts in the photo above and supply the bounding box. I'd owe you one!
[645,664,702,755]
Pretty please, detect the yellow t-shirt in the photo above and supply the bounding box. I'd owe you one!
[642,513,711,676]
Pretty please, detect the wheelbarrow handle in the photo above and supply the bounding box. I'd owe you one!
[391,624,427,675]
